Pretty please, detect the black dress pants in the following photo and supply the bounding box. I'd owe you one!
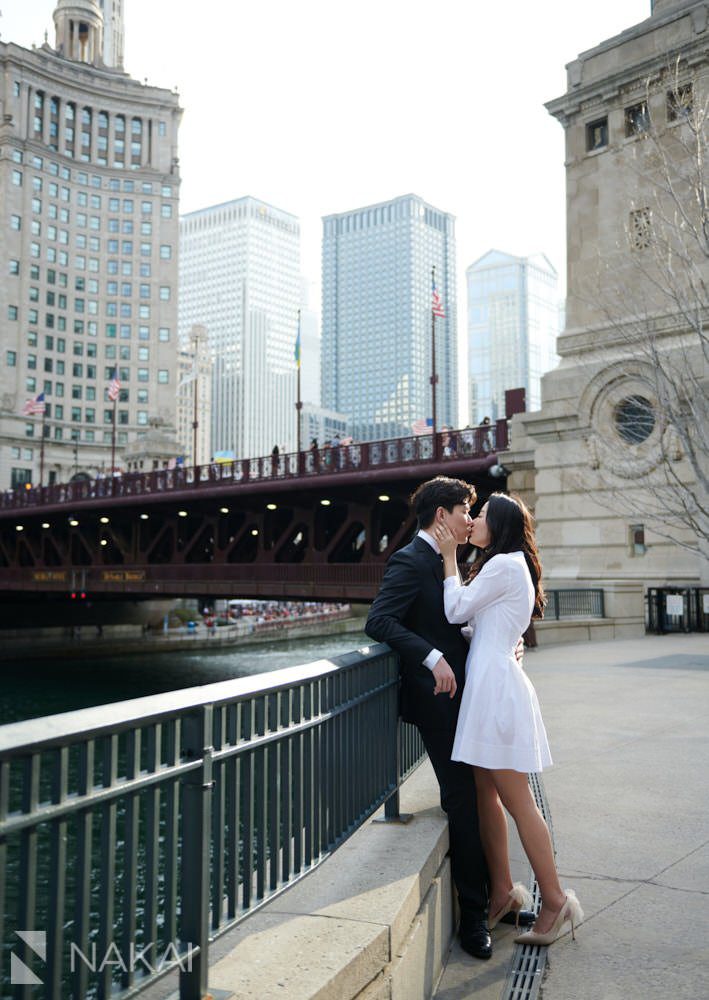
[418,726,489,919]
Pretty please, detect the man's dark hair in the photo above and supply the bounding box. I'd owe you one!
[410,476,476,529]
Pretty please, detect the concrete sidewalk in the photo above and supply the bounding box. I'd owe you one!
[435,633,709,1000]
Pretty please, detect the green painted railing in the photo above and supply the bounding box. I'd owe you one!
[0,645,424,999]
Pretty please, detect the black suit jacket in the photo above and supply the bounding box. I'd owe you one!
[365,536,469,731]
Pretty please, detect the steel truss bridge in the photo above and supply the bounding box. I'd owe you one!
[0,425,508,605]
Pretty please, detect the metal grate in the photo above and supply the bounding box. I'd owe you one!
[500,772,554,1000]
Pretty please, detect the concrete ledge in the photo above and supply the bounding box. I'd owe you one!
[208,760,453,1000]
[536,616,644,645]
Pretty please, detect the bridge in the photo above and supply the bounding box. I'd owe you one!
[0,423,508,605]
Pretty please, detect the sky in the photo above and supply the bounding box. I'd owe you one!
[3,0,651,371]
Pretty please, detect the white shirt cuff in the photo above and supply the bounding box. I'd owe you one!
[423,647,443,670]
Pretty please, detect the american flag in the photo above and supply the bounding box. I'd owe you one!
[412,417,434,436]
[108,369,121,402]
[22,392,46,416]
[432,278,445,318]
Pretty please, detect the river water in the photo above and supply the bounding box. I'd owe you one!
[0,629,370,726]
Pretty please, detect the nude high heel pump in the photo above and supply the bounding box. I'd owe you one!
[514,890,583,945]
[489,883,534,930]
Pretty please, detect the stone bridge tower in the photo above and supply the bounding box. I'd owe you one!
[504,0,709,634]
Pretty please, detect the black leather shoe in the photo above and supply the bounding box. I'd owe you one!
[499,907,536,928]
[459,919,492,960]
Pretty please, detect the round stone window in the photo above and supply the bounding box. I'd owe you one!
[614,395,655,444]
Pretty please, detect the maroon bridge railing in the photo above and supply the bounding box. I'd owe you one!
[0,421,508,513]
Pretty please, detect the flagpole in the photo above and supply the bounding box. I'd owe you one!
[39,410,46,488]
[295,309,302,469]
[111,398,117,479]
[192,329,199,469]
[430,266,439,460]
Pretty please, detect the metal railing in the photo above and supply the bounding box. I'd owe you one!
[0,420,508,512]
[646,587,709,633]
[545,589,605,620]
[0,645,424,999]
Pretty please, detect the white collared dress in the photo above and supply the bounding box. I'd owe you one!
[444,551,552,773]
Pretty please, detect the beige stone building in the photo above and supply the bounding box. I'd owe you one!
[504,0,708,635]
[0,0,181,488]
[176,324,213,467]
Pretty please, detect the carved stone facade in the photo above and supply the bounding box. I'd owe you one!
[0,1,181,488]
[504,0,708,633]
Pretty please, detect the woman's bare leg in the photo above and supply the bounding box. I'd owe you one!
[490,769,566,933]
[474,767,513,917]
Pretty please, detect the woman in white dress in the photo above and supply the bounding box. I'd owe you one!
[434,493,582,946]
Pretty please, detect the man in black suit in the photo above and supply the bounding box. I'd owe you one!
[365,476,492,958]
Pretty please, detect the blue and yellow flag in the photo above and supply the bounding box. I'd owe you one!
[294,311,301,368]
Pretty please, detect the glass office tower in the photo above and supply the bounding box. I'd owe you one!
[322,193,458,442]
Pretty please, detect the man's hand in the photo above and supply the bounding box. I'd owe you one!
[432,657,457,698]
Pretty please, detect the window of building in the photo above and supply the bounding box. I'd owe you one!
[138,368,149,382]
[160,244,172,259]
[9,259,20,275]
[10,215,21,230]
[158,327,170,342]
[586,117,608,151]
[667,83,693,122]
[629,208,652,250]
[8,306,18,320]
[12,170,22,186]
[7,351,17,367]
[157,370,169,384]
[614,395,655,444]
[630,524,647,556]
[159,286,170,301]
[625,102,649,137]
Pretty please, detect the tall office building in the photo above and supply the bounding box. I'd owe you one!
[0,0,181,489]
[322,193,458,442]
[97,0,125,69]
[176,324,212,467]
[467,251,559,424]
[299,278,320,407]
[179,197,301,460]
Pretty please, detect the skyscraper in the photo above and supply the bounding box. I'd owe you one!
[179,197,301,460]
[467,251,559,424]
[322,193,458,442]
[97,0,125,69]
[0,0,181,490]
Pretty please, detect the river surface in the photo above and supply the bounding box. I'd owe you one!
[0,630,370,726]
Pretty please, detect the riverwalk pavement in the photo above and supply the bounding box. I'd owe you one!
[434,632,709,1000]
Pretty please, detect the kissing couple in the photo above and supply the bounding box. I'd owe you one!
[366,476,582,960]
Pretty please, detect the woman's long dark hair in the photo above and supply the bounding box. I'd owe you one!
[467,493,546,619]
